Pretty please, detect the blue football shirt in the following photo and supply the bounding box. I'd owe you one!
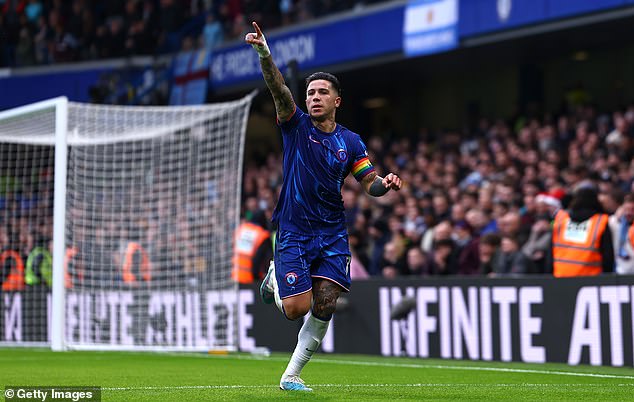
[272,106,375,235]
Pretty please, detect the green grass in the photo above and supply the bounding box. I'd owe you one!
[1,348,634,401]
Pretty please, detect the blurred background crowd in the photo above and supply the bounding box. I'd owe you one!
[0,0,386,67]
[2,0,634,286]
[242,100,634,280]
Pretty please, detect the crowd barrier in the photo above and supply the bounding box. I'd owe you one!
[247,276,634,367]
[2,275,633,367]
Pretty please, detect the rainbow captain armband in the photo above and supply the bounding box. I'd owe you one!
[351,157,375,181]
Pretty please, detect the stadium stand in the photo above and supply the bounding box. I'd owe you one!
[242,100,634,278]
[5,1,634,372]
[0,0,388,67]
[2,0,634,285]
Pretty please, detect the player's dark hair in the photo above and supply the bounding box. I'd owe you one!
[305,72,341,96]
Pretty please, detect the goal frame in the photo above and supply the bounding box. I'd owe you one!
[0,96,68,351]
[0,93,254,352]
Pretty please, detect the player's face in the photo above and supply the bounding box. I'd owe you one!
[306,80,341,121]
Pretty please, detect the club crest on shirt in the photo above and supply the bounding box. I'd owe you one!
[336,149,348,162]
[285,272,298,286]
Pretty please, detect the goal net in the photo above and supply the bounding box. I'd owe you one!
[0,93,255,351]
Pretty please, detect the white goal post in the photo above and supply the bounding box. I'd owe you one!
[0,92,255,352]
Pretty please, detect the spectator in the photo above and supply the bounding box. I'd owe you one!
[349,252,369,280]
[141,0,160,40]
[490,235,531,276]
[33,14,52,64]
[426,238,456,276]
[15,21,35,66]
[421,219,452,254]
[50,14,79,62]
[366,218,389,276]
[201,12,223,49]
[380,236,407,278]
[100,17,126,59]
[497,211,529,247]
[535,191,562,217]
[478,233,502,276]
[159,0,185,33]
[279,0,292,25]
[598,186,623,215]
[431,190,451,222]
[549,185,614,277]
[25,0,43,24]
[2,0,397,68]
[233,211,273,283]
[606,114,629,148]
[608,193,634,274]
[219,95,631,280]
[454,219,481,275]
[452,220,472,249]
[405,246,429,276]
[67,0,84,42]
[521,213,552,274]
[348,229,370,279]
[3,5,21,66]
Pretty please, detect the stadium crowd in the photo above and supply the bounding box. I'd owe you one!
[0,160,231,289]
[2,98,634,287]
[0,0,387,67]
[241,100,634,279]
[2,1,634,285]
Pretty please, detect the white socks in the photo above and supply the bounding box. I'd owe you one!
[274,287,284,314]
[270,262,284,314]
[282,312,330,378]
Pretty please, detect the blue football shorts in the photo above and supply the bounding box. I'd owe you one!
[274,229,351,299]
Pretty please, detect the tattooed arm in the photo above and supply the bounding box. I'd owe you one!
[245,22,295,122]
[259,56,295,123]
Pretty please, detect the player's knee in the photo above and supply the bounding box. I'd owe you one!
[283,301,310,320]
[312,298,337,319]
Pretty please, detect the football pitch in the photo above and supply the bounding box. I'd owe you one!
[2,348,634,401]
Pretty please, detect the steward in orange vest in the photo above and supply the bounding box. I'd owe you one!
[1,250,25,291]
[550,187,614,277]
[122,241,151,284]
[233,212,272,284]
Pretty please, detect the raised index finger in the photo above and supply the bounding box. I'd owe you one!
[252,21,263,37]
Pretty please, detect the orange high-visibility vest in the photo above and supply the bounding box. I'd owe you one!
[552,210,608,277]
[64,246,79,288]
[628,223,634,251]
[122,242,151,283]
[1,250,25,291]
[232,222,269,284]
